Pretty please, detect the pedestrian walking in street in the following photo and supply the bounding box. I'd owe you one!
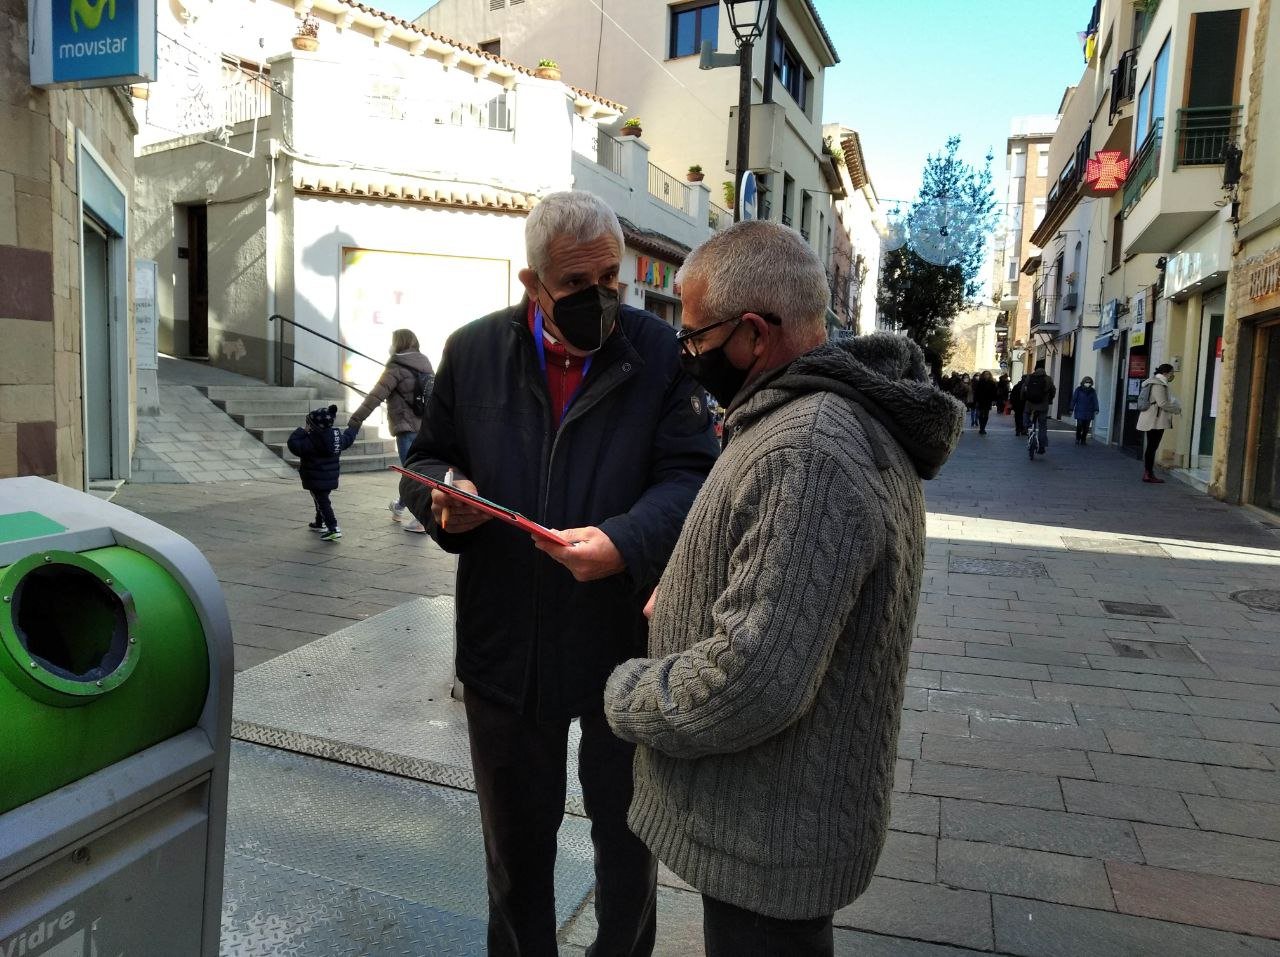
[1137,362,1182,483]
[398,191,718,957]
[973,370,998,435]
[345,328,435,534]
[1070,376,1100,445]
[603,221,964,957]
[1010,374,1028,436]
[961,373,979,426]
[996,373,1010,415]
[1024,362,1056,455]
[287,405,357,542]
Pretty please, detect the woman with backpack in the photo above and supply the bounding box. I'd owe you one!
[346,328,435,533]
[1136,363,1182,484]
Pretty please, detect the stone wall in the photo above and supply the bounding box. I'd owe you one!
[0,0,138,489]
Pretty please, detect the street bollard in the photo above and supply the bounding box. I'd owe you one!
[0,477,233,957]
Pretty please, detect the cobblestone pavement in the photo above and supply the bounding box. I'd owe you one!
[116,408,1280,955]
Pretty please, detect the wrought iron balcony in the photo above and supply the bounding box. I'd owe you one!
[1123,118,1163,212]
[1174,105,1242,169]
[1109,47,1138,121]
[648,163,692,213]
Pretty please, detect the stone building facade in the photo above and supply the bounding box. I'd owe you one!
[1,0,138,489]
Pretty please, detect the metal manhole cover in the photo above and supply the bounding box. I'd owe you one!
[948,556,1049,579]
[1231,589,1280,613]
[1100,600,1173,619]
[1108,638,1202,662]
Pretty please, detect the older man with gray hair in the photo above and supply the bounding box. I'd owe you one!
[604,221,964,955]
[400,191,718,956]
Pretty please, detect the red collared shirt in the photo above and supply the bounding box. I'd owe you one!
[527,300,587,427]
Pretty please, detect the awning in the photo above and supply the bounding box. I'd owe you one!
[1092,331,1116,350]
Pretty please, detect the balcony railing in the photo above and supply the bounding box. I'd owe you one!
[1109,47,1138,121]
[1174,105,1242,169]
[595,130,624,176]
[708,203,732,230]
[648,163,691,212]
[1123,118,1163,212]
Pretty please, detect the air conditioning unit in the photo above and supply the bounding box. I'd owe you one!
[1062,292,1079,312]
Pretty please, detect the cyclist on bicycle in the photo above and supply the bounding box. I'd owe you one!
[1024,361,1057,455]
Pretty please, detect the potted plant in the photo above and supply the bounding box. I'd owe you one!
[621,117,643,137]
[686,165,704,183]
[292,15,320,52]
[534,59,560,80]
[722,180,735,207]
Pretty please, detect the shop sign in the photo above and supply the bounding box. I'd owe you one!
[1246,248,1280,307]
[1083,150,1131,195]
[1129,354,1148,379]
[1101,299,1121,333]
[635,256,674,291]
[134,260,158,372]
[29,0,158,88]
[1130,324,1146,347]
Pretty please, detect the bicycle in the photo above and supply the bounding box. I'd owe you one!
[1027,411,1046,460]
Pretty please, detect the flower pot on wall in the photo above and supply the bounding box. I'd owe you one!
[292,35,319,52]
[686,172,704,183]
[534,66,561,81]
[621,126,642,138]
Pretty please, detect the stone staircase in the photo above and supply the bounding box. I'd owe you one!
[198,384,399,473]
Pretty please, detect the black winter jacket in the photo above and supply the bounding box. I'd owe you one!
[400,300,719,720]
[287,425,356,491]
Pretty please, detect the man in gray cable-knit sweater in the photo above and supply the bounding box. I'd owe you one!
[604,221,964,956]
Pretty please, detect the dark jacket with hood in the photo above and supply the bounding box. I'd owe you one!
[287,405,357,492]
[605,333,964,920]
[399,300,719,720]
[1071,385,1100,421]
[348,350,434,437]
[972,375,999,408]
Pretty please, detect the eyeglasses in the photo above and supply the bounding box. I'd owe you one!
[675,312,782,357]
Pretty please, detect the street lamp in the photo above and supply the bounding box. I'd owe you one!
[725,0,769,220]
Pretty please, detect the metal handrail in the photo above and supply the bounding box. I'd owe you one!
[1123,118,1163,212]
[596,130,624,176]
[1174,105,1241,169]
[648,163,691,213]
[1110,47,1138,121]
[269,313,382,392]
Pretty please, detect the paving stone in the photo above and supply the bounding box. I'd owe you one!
[1073,704,1204,737]
[1088,751,1219,794]
[900,709,971,738]
[967,715,1110,752]
[1194,716,1280,747]
[834,878,993,951]
[964,643,1091,668]
[1106,862,1280,940]
[874,830,937,883]
[898,731,923,759]
[889,794,940,836]
[563,885,703,956]
[832,930,997,957]
[908,669,942,689]
[1205,765,1280,803]
[1060,778,1195,827]
[921,734,1094,778]
[1085,654,1216,679]
[1032,682,1133,707]
[940,799,1143,862]
[1134,823,1280,885]
[940,673,1035,697]
[1183,678,1280,705]
[920,654,1051,681]
[1182,794,1280,841]
[1124,691,1280,722]
[937,839,1115,910]
[992,895,1280,957]
[1105,730,1271,769]
[910,762,1063,810]
[927,690,1076,724]
[1047,667,1190,694]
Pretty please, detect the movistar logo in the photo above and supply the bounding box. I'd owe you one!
[70,0,115,33]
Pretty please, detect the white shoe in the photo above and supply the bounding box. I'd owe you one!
[403,518,427,534]
[389,500,404,523]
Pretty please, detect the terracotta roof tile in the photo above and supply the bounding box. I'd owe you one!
[293,171,536,210]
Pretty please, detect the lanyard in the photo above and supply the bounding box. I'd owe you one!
[534,304,592,409]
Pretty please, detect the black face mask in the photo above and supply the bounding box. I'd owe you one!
[680,342,749,408]
[543,283,619,352]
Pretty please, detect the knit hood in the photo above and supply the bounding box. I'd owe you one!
[728,333,965,479]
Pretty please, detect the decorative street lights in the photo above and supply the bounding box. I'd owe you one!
[725,0,769,221]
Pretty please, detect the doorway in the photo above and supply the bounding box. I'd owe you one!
[83,219,114,481]
[187,204,209,358]
[1192,310,1225,469]
[1252,324,1280,514]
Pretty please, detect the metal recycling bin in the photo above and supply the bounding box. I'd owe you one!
[0,477,232,957]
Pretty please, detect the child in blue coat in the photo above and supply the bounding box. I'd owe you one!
[287,405,357,541]
[1070,377,1101,445]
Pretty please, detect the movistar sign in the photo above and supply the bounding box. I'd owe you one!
[28,0,156,88]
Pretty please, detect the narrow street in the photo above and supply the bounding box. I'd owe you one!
[113,410,1280,955]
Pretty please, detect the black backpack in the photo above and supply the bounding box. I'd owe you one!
[394,361,435,417]
[1024,373,1047,405]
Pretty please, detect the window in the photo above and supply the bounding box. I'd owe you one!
[801,191,813,241]
[669,2,718,59]
[757,174,772,219]
[479,38,501,56]
[781,174,794,226]
[1033,197,1046,229]
[772,29,812,112]
[1036,147,1050,178]
[1111,212,1123,270]
[1186,10,1245,107]
[1136,35,1171,144]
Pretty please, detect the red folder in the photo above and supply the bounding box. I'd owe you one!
[391,465,571,547]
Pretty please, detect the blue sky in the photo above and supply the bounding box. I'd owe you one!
[377,0,1089,208]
